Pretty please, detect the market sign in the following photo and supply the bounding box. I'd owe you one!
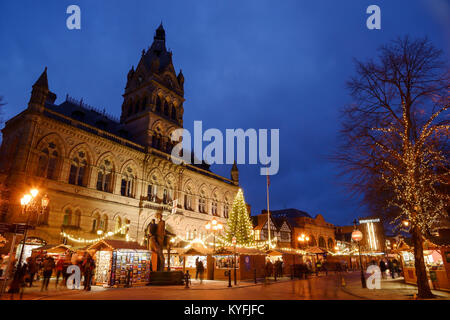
[351,230,363,242]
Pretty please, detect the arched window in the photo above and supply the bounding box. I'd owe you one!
[223,203,229,218]
[96,159,113,192]
[62,208,72,226]
[156,96,162,113]
[99,214,108,231]
[184,193,192,210]
[163,101,169,116]
[171,106,177,120]
[73,210,81,228]
[120,167,135,197]
[36,142,59,180]
[328,238,334,249]
[319,236,326,248]
[68,151,88,186]
[198,197,206,214]
[91,213,100,232]
[309,235,316,247]
[212,201,218,216]
[115,216,122,233]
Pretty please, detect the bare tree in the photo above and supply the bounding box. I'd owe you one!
[335,37,449,298]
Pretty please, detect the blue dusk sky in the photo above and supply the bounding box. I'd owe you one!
[0,0,448,226]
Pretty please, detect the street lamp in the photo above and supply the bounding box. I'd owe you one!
[352,219,366,289]
[17,189,50,268]
[205,217,223,252]
[297,233,309,249]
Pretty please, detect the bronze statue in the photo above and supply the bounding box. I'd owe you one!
[148,211,165,271]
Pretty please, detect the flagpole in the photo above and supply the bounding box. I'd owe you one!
[266,169,271,248]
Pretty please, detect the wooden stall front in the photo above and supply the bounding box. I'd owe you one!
[399,241,450,292]
[180,246,214,280]
[88,239,151,287]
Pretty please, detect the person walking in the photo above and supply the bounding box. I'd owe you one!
[387,259,395,279]
[197,260,205,284]
[26,256,38,287]
[55,257,64,287]
[195,257,200,280]
[82,254,95,291]
[379,260,387,279]
[41,256,55,291]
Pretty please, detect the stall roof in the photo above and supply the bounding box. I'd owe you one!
[306,247,327,254]
[88,239,148,251]
[182,247,214,256]
[32,244,75,253]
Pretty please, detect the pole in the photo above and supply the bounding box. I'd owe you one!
[266,169,271,248]
[358,241,366,288]
[17,207,31,267]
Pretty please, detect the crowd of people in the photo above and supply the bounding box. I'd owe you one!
[378,258,401,279]
[1,251,96,295]
[265,259,284,278]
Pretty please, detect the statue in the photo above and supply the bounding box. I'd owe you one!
[148,211,165,271]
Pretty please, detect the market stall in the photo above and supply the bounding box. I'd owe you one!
[164,248,184,271]
[181,246,213,279]
[88,239,151,287]
[15,237,46,265]
[399,240,449,291]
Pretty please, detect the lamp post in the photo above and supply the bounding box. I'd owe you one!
[205,217,223,253]
[352,219,366,289]
[17,190,49,267]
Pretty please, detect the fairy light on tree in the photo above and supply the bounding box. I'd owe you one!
[223,188,255,247]
[335,37,449,299]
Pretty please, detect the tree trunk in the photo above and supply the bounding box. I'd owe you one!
[411,226,434,299]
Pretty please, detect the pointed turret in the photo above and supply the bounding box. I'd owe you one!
[231,161,239,186]
[177,69,184,89]
[28,67,49,113]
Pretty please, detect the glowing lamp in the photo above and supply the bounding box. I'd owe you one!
[30,189,39,198]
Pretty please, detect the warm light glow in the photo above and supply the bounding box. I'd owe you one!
[205,223,211,230]
[305,236,310,241]
[30,189,39,198]
[402,220,409,227]
[97,230,103,235]
[22,194,32,206]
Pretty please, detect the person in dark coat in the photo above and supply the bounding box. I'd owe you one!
[82,254,95,291]
[41,256,55,291]
[26,257,38,287]
[195,257,200,280]
[387,260,395,279]
[379,260,387,279]
[197,260,205,284]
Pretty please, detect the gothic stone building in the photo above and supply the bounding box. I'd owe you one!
[0,24,239,248]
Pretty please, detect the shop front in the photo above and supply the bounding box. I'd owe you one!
[88,239,151,287]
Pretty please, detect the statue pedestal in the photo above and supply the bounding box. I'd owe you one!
[151,252,158,271]
[147,271,184,286]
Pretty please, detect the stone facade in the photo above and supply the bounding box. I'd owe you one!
[0,24,239,248]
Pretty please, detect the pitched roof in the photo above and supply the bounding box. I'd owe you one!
[33,67,48,89]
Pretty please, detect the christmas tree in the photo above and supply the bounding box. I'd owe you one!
[224,188,254,246]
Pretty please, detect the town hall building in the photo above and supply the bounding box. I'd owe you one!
[0,24,239,249]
